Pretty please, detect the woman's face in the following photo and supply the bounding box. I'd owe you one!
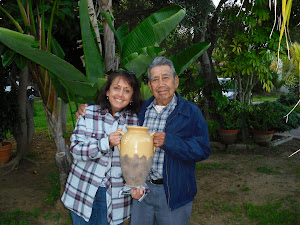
[106,76,133,116]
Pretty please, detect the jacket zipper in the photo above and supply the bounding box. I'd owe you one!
[165,156,171,210]
[164,112,178,210]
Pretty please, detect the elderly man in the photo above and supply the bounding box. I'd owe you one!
[130,56,211,225]
[76,56,211,225]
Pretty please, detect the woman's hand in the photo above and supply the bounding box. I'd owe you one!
[76,104,88,120]
[109,128,122,148]
[130,188,144,200]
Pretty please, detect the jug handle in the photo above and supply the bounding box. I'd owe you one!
[150,132,156,152]
[116,130,125,151]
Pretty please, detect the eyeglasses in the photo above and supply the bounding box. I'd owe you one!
[116,70,136,77]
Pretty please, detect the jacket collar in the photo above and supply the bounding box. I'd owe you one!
[143,92,190,117]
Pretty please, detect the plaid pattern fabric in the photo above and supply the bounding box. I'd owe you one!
[61,105,138,224]
[143,95,177,180]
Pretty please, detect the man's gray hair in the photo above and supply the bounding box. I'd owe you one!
[147,56,177,80]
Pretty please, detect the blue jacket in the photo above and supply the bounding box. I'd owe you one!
[138,92,211,210]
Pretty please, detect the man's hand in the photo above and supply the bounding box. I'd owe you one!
[153,132,165,148]
[130,188,144,200]
[76,104,88,120]
[109,128,122,148]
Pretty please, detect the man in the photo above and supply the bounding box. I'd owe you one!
[129,56,211,225]
[76,56,211,225]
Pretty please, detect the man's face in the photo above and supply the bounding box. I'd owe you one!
[148,65,179,106]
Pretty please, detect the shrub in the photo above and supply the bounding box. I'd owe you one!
[277,93,299,106]
[219,101,243,130]
[247,101,300,132]
[207,120,219,141]
[212,91,244,130]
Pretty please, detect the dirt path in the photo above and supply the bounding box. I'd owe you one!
[0,131,299,224]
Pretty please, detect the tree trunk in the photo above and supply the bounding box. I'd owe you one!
[88,0,103,54]
[195,14,218,121]
[26,98,35,144]
[60,100,68,134]
[101,0,117,71]
[43,101,72,193]
[199,52,213,121]
[15,65,30,155]
[196,0,228,121]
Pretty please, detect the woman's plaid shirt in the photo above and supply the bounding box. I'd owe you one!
[61,105,138,224]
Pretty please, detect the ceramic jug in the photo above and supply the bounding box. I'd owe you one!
[117,126,155,187]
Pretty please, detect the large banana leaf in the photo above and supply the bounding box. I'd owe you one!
[49,72,69,102]
[2,49,16,67]
[79,0,105,82]
[48,38,69,102]
[101,5,185,76]
[15,54,27,70]
[122,46,165,77]
[171,42,211,76]
[0,28,97,100]
[121,5,185,60]
[51,38,65,59]
[116,23,129,52]
[140,82,153,100]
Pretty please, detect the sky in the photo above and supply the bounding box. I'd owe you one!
[213,0,221,7]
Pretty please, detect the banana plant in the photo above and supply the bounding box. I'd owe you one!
[101,5,210,78]
[0,0,79,170]
[1,3,210,102]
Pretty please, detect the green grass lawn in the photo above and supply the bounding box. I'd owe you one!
[252,92,280,102]
[33,99,78,132]
[252,92,300,113]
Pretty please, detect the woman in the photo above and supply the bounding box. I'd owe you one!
[61,71,143,225]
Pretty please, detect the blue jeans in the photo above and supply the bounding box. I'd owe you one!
[71,187,123,225]
[130,181,193,225]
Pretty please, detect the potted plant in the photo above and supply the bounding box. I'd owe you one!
[247,104,276,144]
[247,101,300,144]
[212,91,243,144]
[0,79,19,164]
[217,101,243,145]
